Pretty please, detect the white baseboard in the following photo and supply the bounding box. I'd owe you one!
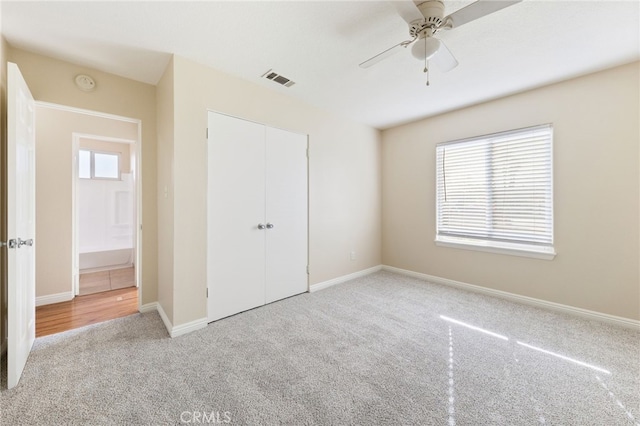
[170,317,208,338]
[36,291,74,307]
[79,263,134,275]
[155,303,173,336]
[146,302,207,338]
[139,302,158,313]
[309,265,382,293]
[382,265,640,330]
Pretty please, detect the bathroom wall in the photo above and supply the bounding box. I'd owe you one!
[78,139,135,259]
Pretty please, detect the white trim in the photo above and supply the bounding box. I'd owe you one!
[170,317,208,338]
[72,136,80,296]
[435,238,556,260]
[74,133,136,145]
[36,291,74,307]
[35,101,141,124]
[382,265,640,330]
[77,263,134,275]
[151,302,207,337]
[309,265,382,293]
[139,302,158,313]
[155,303,173,335]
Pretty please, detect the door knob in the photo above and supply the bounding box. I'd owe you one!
[266,223,274,229]
[257,224,266,230]
[1,239,18,249]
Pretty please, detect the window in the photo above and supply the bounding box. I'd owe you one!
[435,124,555,259]
[79,150,120,180]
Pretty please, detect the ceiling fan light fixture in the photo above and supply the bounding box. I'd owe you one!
[411,36,441,60]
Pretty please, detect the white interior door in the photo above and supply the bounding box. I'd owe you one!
[6,62,36,389]
[265,127,308,303]
[207,112,266,321]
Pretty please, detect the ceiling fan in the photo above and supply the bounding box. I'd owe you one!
[359,0,522,79]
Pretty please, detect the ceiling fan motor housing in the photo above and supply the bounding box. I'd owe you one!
[410,1,445,38]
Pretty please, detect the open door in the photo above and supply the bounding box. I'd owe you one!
[5,62,36,389]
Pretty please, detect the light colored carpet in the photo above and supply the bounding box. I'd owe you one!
[2,271,639,425]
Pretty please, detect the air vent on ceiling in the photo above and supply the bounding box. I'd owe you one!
[261,69,296,88]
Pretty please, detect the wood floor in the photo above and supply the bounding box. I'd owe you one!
[79,266,135,295]
[36,287,139,338]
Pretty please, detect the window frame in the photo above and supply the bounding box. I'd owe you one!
[435,124,556,260]
[79,149,121,181]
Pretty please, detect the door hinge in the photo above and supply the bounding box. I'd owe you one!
[306,265,309,275]
[206,288,209,298]
[206,128,209,139]
[306,147,309,158]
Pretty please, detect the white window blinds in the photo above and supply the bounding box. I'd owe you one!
[436,124,554,256]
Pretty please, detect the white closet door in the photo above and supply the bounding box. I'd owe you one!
[265,127,308,304]
[207,112,266,321]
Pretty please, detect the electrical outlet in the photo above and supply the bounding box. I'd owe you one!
[350,251,356,261]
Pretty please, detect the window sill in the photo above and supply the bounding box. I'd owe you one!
[435,237,556,260]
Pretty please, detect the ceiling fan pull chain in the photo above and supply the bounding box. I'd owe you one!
[424,58,430,87]
[424,36,430,86]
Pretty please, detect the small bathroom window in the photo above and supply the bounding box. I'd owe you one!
[79,150,120,180]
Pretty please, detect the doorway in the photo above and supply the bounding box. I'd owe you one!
[73,135,137,296]
[34,102,142,328]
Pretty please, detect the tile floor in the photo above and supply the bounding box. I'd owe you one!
[79,267,135,296]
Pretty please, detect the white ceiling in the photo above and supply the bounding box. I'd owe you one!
[2,1,639,129]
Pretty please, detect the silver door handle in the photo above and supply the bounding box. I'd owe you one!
[1,239,18,249]
[257,224,266,230]
[266,223,274,229]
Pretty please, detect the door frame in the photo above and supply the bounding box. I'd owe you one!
[36,102,143,308]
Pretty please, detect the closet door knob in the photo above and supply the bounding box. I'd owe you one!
[266,223,274,229]
[257,224,266,230]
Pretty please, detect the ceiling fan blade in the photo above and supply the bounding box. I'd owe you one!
[444,0,521,29]
[431,39,458,72]
[359,41,409,69]
[391,0,424,24]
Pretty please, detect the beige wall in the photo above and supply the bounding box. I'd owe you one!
[35,106,138,297]
[156,58,174,322]
[8,48,158,304]
[79,138,132,175]
[165,55,381,326]
[382,62,640,320]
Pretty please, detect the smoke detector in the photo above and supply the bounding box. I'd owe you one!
[75,74,96,92]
